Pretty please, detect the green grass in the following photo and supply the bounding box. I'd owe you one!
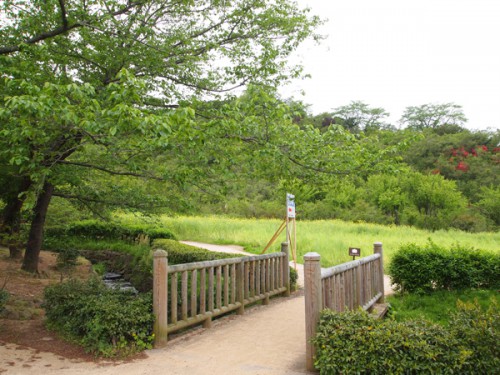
[387,289,498,326]
[117,214,500,268]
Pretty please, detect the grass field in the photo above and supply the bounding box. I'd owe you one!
[118,214,500,268]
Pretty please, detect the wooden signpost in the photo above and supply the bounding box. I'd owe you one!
[261,193,297,268]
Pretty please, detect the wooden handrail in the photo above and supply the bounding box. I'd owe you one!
[304,242,385,371]
[153,242,291,348]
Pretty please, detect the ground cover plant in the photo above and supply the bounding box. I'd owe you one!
[387,289,498,326]
[143,215,499,268]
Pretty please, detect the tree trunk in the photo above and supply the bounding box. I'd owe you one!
[394,207,400,226]
[0,176,32,259]
[22,181,54,273]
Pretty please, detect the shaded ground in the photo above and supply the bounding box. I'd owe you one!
[0,249,103,364]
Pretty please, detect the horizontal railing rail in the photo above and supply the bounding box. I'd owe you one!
[320,252,382,313]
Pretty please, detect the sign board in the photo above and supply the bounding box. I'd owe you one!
[286,193,295,218]
[349,247,361,257]
[287,200,296,218]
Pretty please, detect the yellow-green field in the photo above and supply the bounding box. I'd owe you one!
[119,214,500,268]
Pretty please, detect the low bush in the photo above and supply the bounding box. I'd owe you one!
[43,278,154,357]
[45,219,176,246]
[0,289,9,312]
[314,300,499,374]
[389,241,500,293]
[290,266,299,291]
[56,247,80,269]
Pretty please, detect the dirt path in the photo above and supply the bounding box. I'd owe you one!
[1,242,393,374]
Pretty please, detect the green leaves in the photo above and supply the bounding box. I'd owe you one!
[313,302,499,374]
[389,241,500,294]
[43,278,155,357]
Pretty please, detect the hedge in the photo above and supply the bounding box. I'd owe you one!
[313,300,499,374]
[44,219,176,245]
[389,241,500,293]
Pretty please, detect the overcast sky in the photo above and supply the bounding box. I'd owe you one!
[279,0,500,130]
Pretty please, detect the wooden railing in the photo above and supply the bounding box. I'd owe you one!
[153,242,290,347]
[303,242,385,371]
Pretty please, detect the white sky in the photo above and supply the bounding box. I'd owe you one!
[280,0,500,130]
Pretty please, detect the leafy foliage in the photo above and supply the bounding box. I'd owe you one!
[389,241,500,293]
[45,219,176,245]
[0,0,322,272]
[399,103,467,130]
[289,266,299,291]
[387,289,497,326]
[43,278,154,357]
[0,289,9,312]
[55,247,80,270]
[313,301,499,374]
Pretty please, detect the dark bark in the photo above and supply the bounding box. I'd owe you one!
[394,207,400,226]
[21,181,54,273]
[0,176,32,259]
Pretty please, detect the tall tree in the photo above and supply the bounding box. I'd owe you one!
[331,101,390,133]
[399,103,467,131]
[1,0,323,272]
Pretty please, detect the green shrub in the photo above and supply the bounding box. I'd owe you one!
[43,278,154,357]
[314,300,499,374]
[0,289,9,312]
[389,241,500,293]
[152,239,238,264]
[449,300,500,373]
[45,219,176,245]
[290,266,298,291]
[56,247,80,269]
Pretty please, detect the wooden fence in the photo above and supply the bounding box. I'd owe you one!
[304,242,385,371]
[153,242,290,347]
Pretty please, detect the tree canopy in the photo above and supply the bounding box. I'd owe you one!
[0,0,324,271]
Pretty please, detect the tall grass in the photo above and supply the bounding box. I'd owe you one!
[118,214,499,268]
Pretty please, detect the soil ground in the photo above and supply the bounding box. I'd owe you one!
[0,243,393,374]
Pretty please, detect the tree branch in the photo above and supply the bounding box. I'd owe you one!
[0,1,146,55]
[287,156,352,175]
[53,192,170,210]
[56,160,164,181]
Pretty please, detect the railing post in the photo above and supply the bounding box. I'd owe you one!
[282,242,290,297]
[153,249,168,348]
[355,260,362,308]
[373,242,385,303]
[236,260,245,315]
[304,252,322,372]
